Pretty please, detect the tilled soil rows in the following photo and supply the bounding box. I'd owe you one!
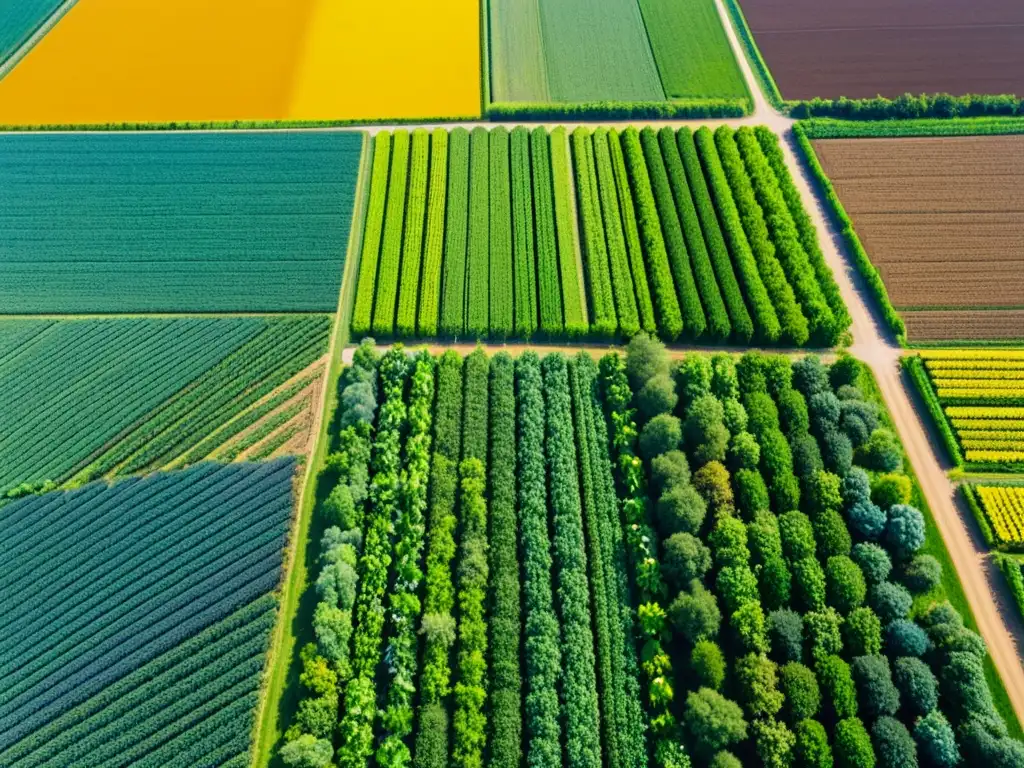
[739,0,1024,100]
[813,135,1024,339]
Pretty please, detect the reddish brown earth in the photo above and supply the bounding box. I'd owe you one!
[812,135,1024,340]
[740,0,1024,100]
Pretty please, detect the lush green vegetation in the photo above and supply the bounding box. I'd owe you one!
[0,132,361,313]
[0,460,296,765]
[799,117,1024,139]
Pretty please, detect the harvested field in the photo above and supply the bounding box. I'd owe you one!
[738,0,1024,100]
[904,311,1024,342]
[812,135,1024,339]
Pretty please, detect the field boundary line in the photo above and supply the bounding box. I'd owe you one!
[0,0,80,81]
[250,131,373,768]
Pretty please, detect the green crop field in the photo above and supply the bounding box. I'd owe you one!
[637,0,749,100]
[0,460,295,767]
[0,0,63,65]
[0,315,330,495]
[0,131,362,313]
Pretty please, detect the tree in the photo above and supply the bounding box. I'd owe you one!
[738,350,769,395]
[679,355,714,403]
[768,609,804,663]
[806,471,843,515]
[886,620,931,658]
[670,580,722,643]
[663,532,712,588]
[848,502,887,540]
[323,483,357,529]
[710,752,742,768]
[841,401,881,448]
[870,474,911,510]
[821,428,854,476]
[685,394,730,464]
[852,543,892,585]
[736,653,784,718]
[794,557,827,611]
[805,608,844,661]
[826,556,867,613]
[816,655,858,719]
[694,461,734,511]
[772,472,803,515]
[749,510,784,562]
[835,718,876,768]
[892,657,938,714]
[692,640,727,690]
[870,582,913,623]
[722,398,748,436]
[734,468,770,518]
[851,655,899,718]
[843,608,882,656]
[781,662,822,722]
[795,719,834,768]
[657,483,707,535]
[760,555,794,611]
[728,431,761,471]
[754,718,797,768]
[903,554,942,593]
[871,717,917,768]
[732,601,769,654]
[793,355,831,398]
[764,355,795,395]
[830,355,862,390]
[638,374,678,420]
[810,392,842,433]
[778,387,811,435]
[856,429,903,473]
[281,735,335,768]
[625,332,669,392]
[683,688,748,758]
[814,509,853,558]
[792,433,825,479]
[652,449,690,494]
[711,352,740,400]
[841,468,872,507]
[780,511,817,560]
[913,711,960,768]
[885,505,925,559]
[709,513,749,567]
[640,413,682,459]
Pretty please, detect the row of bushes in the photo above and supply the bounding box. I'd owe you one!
[372,131,411,336]
[791,124,907,344]
[550,127,590,335]
[350,133,391,336]
[489,129,514,337]
[902,357,964,467]
[799,116,1024,140]
[789,93,1024,121]
[530,127,567,334]
[395,133,431,337]
[466,128,490,337]
[487,99,750,121]
[416,130,448,338]
[511,129,538,337]
[439,129,470,337]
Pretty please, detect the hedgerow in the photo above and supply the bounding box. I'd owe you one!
[489,128,514,338]
[488,354,522,768]
[440,128,470,336]
[692,127,780,343]
[677,128,753,342]
[511,127,538,337]
[466,128,490,337]
[462,348,490,467]
[572,128,618,335]
[550,127,589,335]
[352,132,391,335]
[621,128,684,340]
[417,129,448,337]
[640,127,706,338]
[531,127,564,334]
[395,130,430,337]
[372,130,411,336]
[542,354,602,768]
[658,127,730,340]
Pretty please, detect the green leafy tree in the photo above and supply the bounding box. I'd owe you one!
[683,688,748,758]
[835,718,876,768]
[781,662,822,722]
[794,719,834,768]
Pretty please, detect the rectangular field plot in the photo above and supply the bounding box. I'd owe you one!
[812,135,1024,342]
[0,0,64,66]
[0,460,295,766]
[0,131,361,313]
[0,315,330,495]
[738,0,1024,100]
[0,0,480,124]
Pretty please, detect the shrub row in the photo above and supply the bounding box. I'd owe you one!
[790,92,1024,121]
[542,354,603,768]
[550,127,590,336]
[488,354,522,768]
[466,128,490,337]
[901,356,964,467]
[514,352,563,767]
[378,352,435,766]
[351,132,391,336]
[372,131,411,336]
[440,128,470,337]
[489,128,514,338]
[511,127,538,338]
[713,127,809,345]
[417,129,448,337]
[487,99,750,121]
[396,130,430,337]
[677,128,754,342]
[621,127,684,340]
[531,128,565,334]
[572,128,617,335]
[693,127,781,344]
[800,116,1024,140]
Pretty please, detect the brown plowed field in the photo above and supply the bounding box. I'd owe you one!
[812,135,1024,339]
[903,310,1024,341]
[739,0,1024,100]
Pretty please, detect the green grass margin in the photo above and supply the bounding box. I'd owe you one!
[250,131,373,768]
[902,355,964,467]
[720,0,784,111]
[858,361,1024,739]
[800,116,1024,139]
[995,553,1024,624]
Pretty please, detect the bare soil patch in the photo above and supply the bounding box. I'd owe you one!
[903,310,1024,341]
[812,135,1024,339]
[739,0,1024,100]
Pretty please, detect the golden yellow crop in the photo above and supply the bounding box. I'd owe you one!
[0,0,481,124]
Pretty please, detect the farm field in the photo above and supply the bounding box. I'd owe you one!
[352,124,848,346]
[0,0,480,124]
[0,131,361,313]
[0,315,331,496]
[735,0,1024,101]
[272,337,1023,767]
[811,135,1024,342]
[967,485,1024,550]
[0,0,64,66]
[0,460,296,767]
[905,350,1024,472]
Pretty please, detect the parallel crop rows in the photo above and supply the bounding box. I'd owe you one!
[0,461,295,765]
[351,125,846,346]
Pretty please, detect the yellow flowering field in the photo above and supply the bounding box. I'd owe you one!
[0,0,481,124]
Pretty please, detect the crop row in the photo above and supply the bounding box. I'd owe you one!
[974,486,1024,548]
